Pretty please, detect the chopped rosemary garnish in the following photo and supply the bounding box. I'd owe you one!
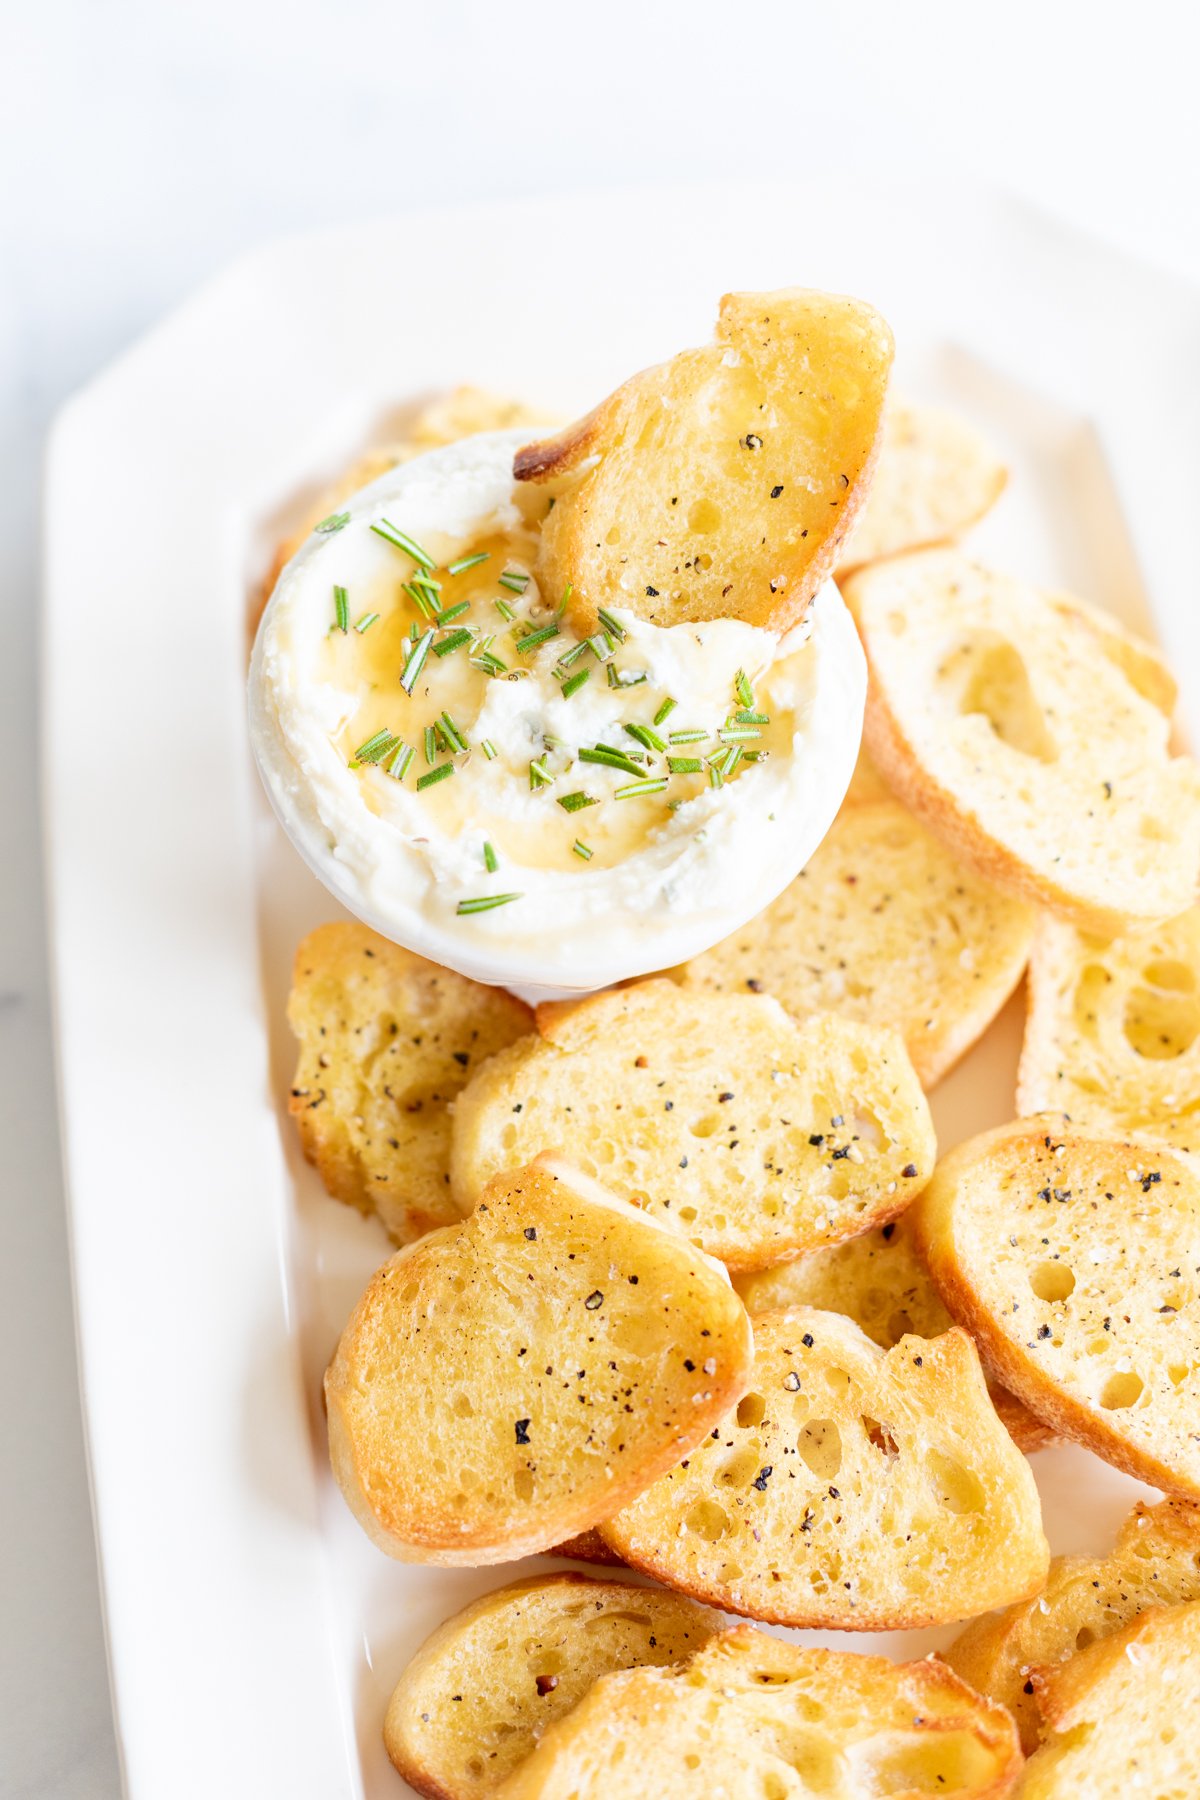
[471,650,508,676]
[410,570,442,595]
[423,725,437,765]
[579,744,645,777]
[402,581,436,619]
[483,841,498,872]
[572,840,594,860]
[653,697,678,726]
[447,551,490,576]
[735,709,769,725]
[399,628,435,694]
[457,892,522,914]
[708,761,724,789]
[440,712,469,754]
[558,790,599,813]
[416,762,455,791]
[353,611,380,634]
[494,597,516,622]
[555,583,573,618]
[608,665,648,687]
[587,632,615,662]
[516,623,560,655]
[372,520,435,570]
[386,741,414,780]
[614,778,669,801]
[718,724,762,743]
[315,511,349,534]
[498,569,530,594]
[434,600,471,627]
[667,756,704,774]
[596,607,626,642]
[734,668,755,709]
[529,757,552,790]
[556,640,592,669]
[352,728,396,765]
[711,743,743,777]
[481,739,497,760]
[624,722,666,754]
[333,585,349,633]
[561,668,591,700]
[743,750,769,762]
[433,628,472,658]
[668,728,708,745]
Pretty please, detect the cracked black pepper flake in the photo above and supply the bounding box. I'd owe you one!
[902,1163,918,1179]
[770,484,784,498]
[514,1419,531,1444]
[783,1371,801,1391]
[881,1223,896,1240]
[585,1290,604,1310]
[452,1051,469,1067]
[1141,1171,1162,1191]
[753,1465,773,1490]
[801,1332,814,1348]
[743,433,763,450]
[684,1358,695,1371]
[809,1133,825,1147]
[718,1091,734,1103]
[535,1674,559,1696]
[746,978,763,992]
[1037,1325,1052,1339]
[645,585,659,596]
[524,1227,537,1240]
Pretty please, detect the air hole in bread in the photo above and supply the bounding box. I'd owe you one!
[887,1309,917,1343]
[513,1468,535,1502]
[686,498,722,535]
[823,1365,852,1395]
[453,1391,474,1418]
[737,1392,767,1429]
[874,1735,1001,1792]
[689,1113,723,1139]
[1030,1261,1076,1302]
[926,1449,985,1514]
[1123,976,1200,1060]
[685,1497,732,1541]
[797,1418,842,1479]
[852,1109,885,1150]
[862,1416,899,1459]
[1169,1363,1191,1387]
[605,526,622,545]
[1076,1625,1096,1650]
[1099,1370,1144,1410]
[943,632,1058,763]
[716,1447,765,1490]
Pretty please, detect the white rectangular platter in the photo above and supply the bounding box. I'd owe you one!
[43,179,1200,1798]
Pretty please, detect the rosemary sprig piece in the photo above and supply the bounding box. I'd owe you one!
[457,892,522,914]
[432,628,472,658]
[440,712,469,754]
[353,611,380,634]
[352,728,396,765]
[614,778,669,801]
[315,511,349,535]
[667,756,704,774]
[653,697,678,726]
[667,728,708,745]
[434,600,471,627]
[399,628,435,694]
[385,741,414,780]
[333,585,349,633]
[572,840,594,860]
[624,722,666,754]
[483,841,498,872]
[372,519,435,570]
[578,744,645,777]
[515,623,560,655]
[447,551,489,576]
[560,668,591,700]
[498,569,530,594]
[734,668,755,709]
[596,607,626,642]
[416,762,455,791]
[558,791,598,813]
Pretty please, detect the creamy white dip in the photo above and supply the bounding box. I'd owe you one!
[249,430,865,1000]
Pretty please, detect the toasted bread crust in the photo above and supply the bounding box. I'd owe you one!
[325,1157,754,1563]
[287,922,531,1244]
[516,288,893,635]
[494,1623,1023,1799]
[943,1496,1200,1752]
[674,798,1034,1090]
[734,1216,1053,1453]
[601,1306,1048,1629]
[915,1119,1200,1497]
[384,1572,719,1799]
[450,980,935,1272]
[847,550,1200,935]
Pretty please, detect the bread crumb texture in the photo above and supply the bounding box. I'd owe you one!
[1016,1600,1200,1798]
[516,288,893,636]
[450,980,935,1272]
[846,549,1200,933]
[601,1305,1048,1629]
[494,1623,1022,1800]
[735,1215,1052,1452]
[287,922,531,1243]
[675,798,1034,1089]
[916,1120,1200,1495]
[944,1495,1200,1753]
[1018,907,1200,1157]
[324,1157,753,1563]
[384,1572,720,1800]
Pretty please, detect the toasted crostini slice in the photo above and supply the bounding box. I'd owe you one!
[515,288,893,635]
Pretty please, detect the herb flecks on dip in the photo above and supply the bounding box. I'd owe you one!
[249,430,866,995]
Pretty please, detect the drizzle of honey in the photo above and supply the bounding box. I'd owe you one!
[321,513,793,873]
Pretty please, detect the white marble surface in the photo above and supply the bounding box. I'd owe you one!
[4,2,1198,1793]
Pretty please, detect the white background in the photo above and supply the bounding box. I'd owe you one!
[3,3,1199,1793]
